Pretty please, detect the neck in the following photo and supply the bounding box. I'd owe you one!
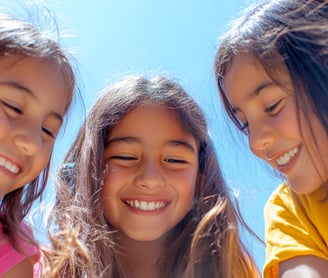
[115,232,167,278]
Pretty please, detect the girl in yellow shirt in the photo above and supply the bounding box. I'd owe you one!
[214,0,328,277]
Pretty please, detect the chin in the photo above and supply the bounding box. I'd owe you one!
[122,230,165,242]
[288,179,322,195]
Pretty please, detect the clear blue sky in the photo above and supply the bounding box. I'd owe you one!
[1,0,283,271]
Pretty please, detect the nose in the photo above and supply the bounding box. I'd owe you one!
[248,121,275,154]
[135,160,165,189]
[13,126,42,156]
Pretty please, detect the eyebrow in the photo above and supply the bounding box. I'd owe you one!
[167,140,196,153]
[231,81,275,113]
[0,81,63,123]
[106,136,196,153]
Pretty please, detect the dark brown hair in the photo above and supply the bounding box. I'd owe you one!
[214,0,328,189]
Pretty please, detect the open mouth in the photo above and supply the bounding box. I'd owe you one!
[124,200,167,211]
[0,156,20,174]
[275,146,299,166]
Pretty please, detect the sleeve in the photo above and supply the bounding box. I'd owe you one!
[263,184,328,278]
[0,222,40,276]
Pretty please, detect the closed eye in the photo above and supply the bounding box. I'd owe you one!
[2,101,22,114]
[42,127,55,138]
[107,155,139,167]
[265,99,283,114]
[164,158,188,164]
[110,155,138,160]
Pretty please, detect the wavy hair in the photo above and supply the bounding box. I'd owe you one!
[0,11,76,253]
[46,75,258,277]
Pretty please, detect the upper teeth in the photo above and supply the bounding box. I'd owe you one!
[125,200,166,211]
[276,147,298,166]
[0,157,19,174]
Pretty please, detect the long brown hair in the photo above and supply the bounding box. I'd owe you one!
[214,0,328,190]
[46,75,258,277]
[0,11,76,254]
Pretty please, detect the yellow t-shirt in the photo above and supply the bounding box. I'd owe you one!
[263,183,328,278]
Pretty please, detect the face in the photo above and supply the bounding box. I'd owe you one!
[0,56,68,198]
[223,54,328,194]
[101,103,199,242]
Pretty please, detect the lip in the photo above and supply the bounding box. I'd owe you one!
[0,154,22,176]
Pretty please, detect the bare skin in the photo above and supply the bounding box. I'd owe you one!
[280,255,328,278]
[116,232,166,278]
[2,258,34,278]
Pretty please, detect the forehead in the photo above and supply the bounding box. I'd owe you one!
[0,55,69,116]
[224,54,265,89]
[223,54,291,104]
[110,103,196,141]
[1,55,70,93]
[107,103,199,156]
[113,103,181,132]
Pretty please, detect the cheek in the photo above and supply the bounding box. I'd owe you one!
[301,115,328,168]
[278,100,301,137]
[0,114,10,138]
[172,171,197,205]
[34,147,53,173]
[271,99,299,136]
[101,167,118,206]
[301,114,326,144]
[101,167,119,201]
[101,173,118,224]
[101,163,132,200]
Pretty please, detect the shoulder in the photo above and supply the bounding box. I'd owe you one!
[16,221,40,258]
[266,182,291,203]
[0,222,40,276]
[264,183,294,216]
[264,183,326,223]
[263,184,328,277]
[264,182,310,236]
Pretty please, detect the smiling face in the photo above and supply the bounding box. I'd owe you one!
[0,56,68,198]
[101,103,199,242]
[222,54,328,194]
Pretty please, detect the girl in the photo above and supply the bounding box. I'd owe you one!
[214,0,328,277]
[0,11,76,277]
[46,75,259,277]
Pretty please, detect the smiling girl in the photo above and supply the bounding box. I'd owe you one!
[0,11,76,278]
[214,0,328,277]
[45,75,259,278]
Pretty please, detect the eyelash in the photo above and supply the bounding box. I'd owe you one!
[234,99,284,133]
[110,156,188,164]
[110,156,137,160]
[42,127,55,138]
[2,101,22,114]
[265,99,283,113]
[2,101,56,138]
[164,158,187,164]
